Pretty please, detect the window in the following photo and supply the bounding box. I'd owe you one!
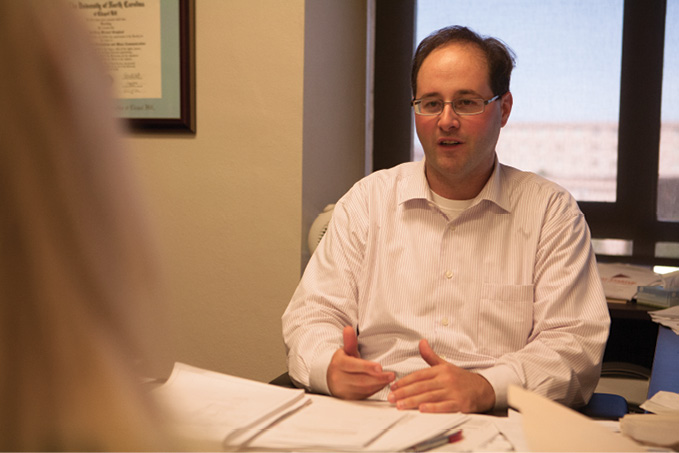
[415,0,623,203]
[659,0,679,223]
[371,0,679,267]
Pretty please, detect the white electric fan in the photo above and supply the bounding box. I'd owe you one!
[308,204,335,254]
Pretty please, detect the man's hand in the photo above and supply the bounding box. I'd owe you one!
[327,326,395,400]
[387,339,495,413]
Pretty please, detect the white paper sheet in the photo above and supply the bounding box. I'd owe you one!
[598,262,662,301]
[434,414,507,452]
[508,385,646,452]
[248,395,404,450]
[640,390,679,415]
[154,363,468,452]
[153,363,306,446]
[650,305,679,334]
[247,394,467,451]
[365,407,468,452]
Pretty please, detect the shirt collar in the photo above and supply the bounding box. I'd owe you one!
[397,156,511,213]
[475,157,511,213]
[397,160,431,205]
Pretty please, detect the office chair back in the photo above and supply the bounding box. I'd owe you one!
[646,326,679,399]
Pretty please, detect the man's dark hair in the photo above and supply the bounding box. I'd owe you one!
[411,26,516,98]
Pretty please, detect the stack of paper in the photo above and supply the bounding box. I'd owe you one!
[153,362,308,449]
[620,391,679,450]
[649,305,679,334]
[597,262,662,302]
[507,385,645,452]
[154,362,467,451]
[640,390,679,414]
[249,395,467,451]
[619,414,679,450]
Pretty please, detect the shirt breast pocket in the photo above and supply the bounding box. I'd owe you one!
[477,283,534,356]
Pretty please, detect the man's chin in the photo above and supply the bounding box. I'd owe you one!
[425,157,463,178]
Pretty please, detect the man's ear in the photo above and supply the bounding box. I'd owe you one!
[500,91,513,127]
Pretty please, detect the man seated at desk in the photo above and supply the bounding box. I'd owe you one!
[282,26,610,414]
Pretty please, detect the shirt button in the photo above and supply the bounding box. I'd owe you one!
[441,317,449,326]
[445,270,453,279]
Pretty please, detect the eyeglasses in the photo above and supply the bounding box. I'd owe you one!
[411,94,503,116]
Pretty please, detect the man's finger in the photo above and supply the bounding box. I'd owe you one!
[419,339,445,367]
[328,347,395,400]
[347,375,395,395]
[343,325,360,358]
[340,352,391,377]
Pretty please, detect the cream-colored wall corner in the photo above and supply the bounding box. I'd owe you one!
[126,0,305,383]
[302,0,368,271]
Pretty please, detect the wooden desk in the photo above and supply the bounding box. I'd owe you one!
[607,300,655,320]
[604,301,659,371]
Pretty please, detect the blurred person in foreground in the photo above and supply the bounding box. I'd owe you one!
[283,26,610,413]
[0,0,173,450]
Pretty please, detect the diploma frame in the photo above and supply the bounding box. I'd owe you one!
[122,0,195,132]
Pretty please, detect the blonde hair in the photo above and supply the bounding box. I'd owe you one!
[0,0,170,450]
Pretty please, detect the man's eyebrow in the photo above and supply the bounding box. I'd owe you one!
[417,91,442,99]
[417,89,483,98]
[455,89,482,97]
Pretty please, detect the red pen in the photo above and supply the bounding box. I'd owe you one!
[405,429,463,452]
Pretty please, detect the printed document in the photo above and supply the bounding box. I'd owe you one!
[154,362,468,451]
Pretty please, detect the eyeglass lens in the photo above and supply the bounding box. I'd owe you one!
[416,98,486,115]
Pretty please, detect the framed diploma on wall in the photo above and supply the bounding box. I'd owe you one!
[74,0,195,132]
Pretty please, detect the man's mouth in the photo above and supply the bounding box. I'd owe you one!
[439,139,461,146]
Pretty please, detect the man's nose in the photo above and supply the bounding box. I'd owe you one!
[438,103,460,130]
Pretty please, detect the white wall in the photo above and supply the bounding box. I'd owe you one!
[125,0,367,383]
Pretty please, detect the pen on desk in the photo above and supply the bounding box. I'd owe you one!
[405,429,463,452]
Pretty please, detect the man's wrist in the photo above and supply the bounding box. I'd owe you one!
[474,373,496,412]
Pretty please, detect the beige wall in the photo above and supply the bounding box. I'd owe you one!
[126,0,367,383]
[302,0,369,270]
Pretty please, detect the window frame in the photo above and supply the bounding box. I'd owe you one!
[372,0,678,267]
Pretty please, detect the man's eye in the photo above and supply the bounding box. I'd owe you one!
[456,99,479,107]
[423,99,442,109]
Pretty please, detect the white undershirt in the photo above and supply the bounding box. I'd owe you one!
[430,189,474,221]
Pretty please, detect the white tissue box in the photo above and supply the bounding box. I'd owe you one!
[635,286,679,308]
